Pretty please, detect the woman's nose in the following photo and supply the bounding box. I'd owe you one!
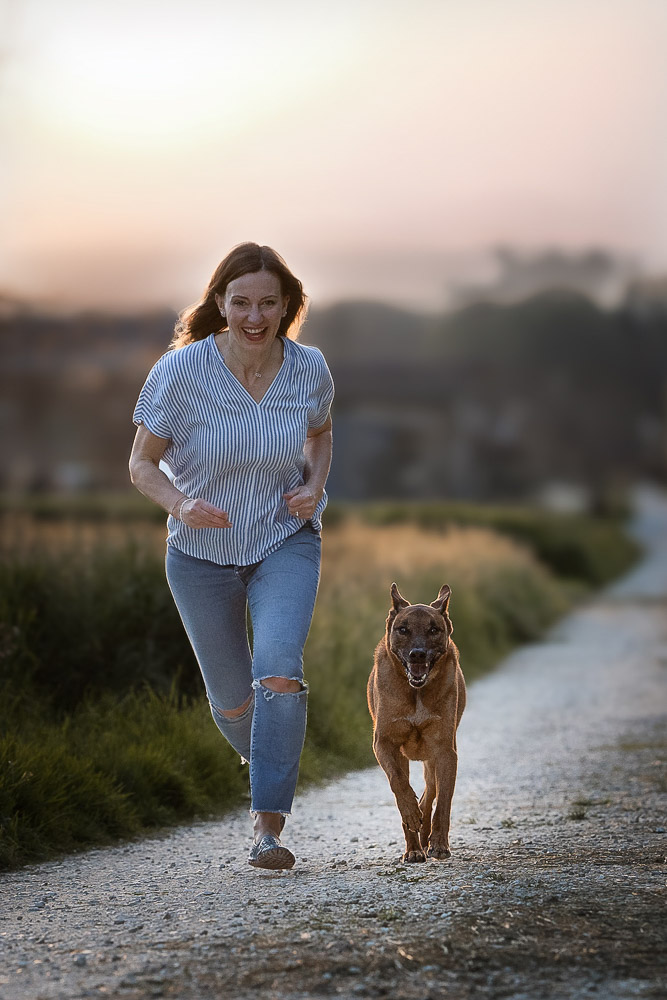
[247,304,263,323]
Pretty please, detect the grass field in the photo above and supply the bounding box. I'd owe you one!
[0,499,639,869]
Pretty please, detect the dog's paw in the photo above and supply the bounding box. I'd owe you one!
[419,831,431,852]
[402,849,427,864]
[426,844,452,861]
[401,801,422,834]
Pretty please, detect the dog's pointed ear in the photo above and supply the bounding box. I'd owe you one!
[386,583,410,637]
[430,584,451,615]
[390,582,410,613]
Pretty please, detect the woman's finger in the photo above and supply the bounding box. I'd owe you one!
[180,498,232,529]
[283,488,315,506]
[198,500,229,516]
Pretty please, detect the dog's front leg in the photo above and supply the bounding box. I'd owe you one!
[419,759,436,851]
[373,734,422,838]
[395,755,426,863]
[428,746,458,860]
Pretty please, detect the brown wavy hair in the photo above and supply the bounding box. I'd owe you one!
[171,243,307,349]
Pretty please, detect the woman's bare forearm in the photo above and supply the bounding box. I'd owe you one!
[129,456,186,516]
[303,428,333,499]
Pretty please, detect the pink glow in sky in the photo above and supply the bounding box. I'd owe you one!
[1,0,666,311]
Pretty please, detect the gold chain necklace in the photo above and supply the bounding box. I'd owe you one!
[225,337,272,380]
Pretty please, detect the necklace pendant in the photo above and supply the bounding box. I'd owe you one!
[254,372,262,378]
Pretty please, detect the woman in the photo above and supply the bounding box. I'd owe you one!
[129,243,334,870]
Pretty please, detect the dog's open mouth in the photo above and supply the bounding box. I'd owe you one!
[405,667,430,688]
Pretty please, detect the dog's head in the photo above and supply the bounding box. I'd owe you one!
[386,582,453,689]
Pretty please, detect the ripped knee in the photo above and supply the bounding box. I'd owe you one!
[215,693,253,719]
[260,676,303,694]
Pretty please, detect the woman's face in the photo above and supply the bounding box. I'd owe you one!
[216,270,288,353]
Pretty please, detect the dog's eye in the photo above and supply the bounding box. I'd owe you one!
[396,626,409,635]
[429,626,440,634]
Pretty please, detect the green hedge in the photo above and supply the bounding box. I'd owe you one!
[0,540,201,712]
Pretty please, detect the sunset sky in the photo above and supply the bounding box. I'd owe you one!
[1,0,666,311]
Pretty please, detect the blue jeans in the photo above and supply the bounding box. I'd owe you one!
[165,524,321,815]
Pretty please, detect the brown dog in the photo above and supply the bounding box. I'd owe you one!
[367,583,466,863]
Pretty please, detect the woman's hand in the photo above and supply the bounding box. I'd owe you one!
[179,498,232,529]
[283,485,322,520]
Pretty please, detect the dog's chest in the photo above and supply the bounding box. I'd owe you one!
[394,696,440,729]
[391,696,441,761]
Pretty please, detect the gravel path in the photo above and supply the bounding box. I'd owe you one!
[1,488,666,1000]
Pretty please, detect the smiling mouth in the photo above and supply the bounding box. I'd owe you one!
[242,327,268,338]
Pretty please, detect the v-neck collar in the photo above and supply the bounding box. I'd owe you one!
[210,333,289,406]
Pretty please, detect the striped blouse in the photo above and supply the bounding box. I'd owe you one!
[133,333,334,566]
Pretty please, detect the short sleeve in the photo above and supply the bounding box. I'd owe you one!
[308,351,335,429]
[132,357,174,439]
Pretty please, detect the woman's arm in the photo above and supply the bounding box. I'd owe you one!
[303,416,333,498]
[129,425,232,529]
[129,425,184,515]
[283,417,333,519]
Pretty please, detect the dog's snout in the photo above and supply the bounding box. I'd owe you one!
[408,648,427,663]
